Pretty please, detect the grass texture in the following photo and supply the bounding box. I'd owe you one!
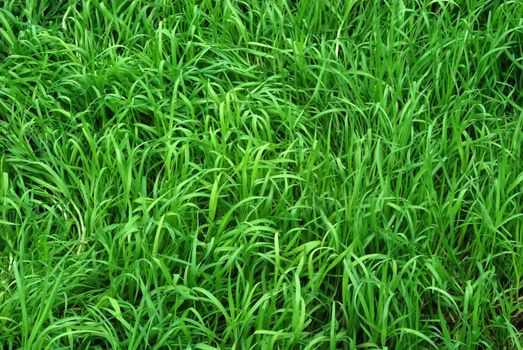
[1,0,523,349]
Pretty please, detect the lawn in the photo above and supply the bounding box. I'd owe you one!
[0,0,522,349]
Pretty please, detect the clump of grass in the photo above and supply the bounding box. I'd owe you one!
[0,0,522,348]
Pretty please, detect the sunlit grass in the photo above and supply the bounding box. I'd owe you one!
[0,0,522,348]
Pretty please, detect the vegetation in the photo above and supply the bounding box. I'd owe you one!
[0,0,522,348]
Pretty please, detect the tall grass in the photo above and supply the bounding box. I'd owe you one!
[0,0,522,348]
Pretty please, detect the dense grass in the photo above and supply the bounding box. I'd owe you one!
[0,0,522,348]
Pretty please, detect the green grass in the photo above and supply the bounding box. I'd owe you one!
[0,0,522,348]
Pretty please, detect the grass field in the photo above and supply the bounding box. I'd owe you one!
[1,0,523,348]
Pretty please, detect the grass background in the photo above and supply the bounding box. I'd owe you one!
[0,0,522,348]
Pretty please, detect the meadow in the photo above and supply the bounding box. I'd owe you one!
[0,0,522,348]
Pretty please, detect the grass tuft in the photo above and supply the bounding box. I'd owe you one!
[1,0,522,348]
